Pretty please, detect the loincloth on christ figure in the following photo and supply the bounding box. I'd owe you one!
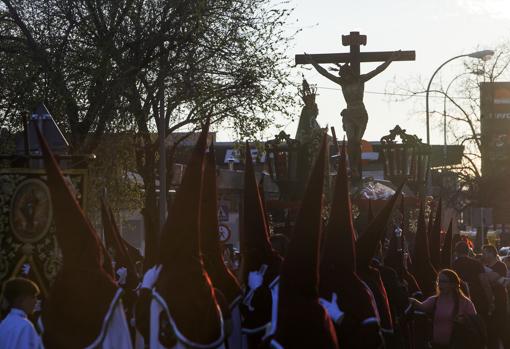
[340,104,368,142]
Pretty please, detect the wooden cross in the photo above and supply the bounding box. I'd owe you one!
[295,32,415,182]
[295,31,415,75]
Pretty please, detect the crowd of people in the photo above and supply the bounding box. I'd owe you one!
[2,123,510,349]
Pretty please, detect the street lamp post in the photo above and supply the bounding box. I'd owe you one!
[442,70,484,168]
[424,49,494,194]
[425,50,494,145]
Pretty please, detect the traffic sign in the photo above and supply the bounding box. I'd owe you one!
[218,224,231,242]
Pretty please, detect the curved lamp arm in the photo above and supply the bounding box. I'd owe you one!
[426,54,469,145]
[425,50,494,145]
[423,49,493,195]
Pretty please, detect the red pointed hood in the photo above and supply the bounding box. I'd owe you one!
[355,185,403,333]
[200,144,242,305]
[321,141,356,273]
[412,200,437,297]
[123,237,143,264]
[320,141,379,322]
[35,127,117,349]
[36,128,104,269]
[107,204,142,263]
[441,219,454,269]
[156,119,222,345]
[356,182,404,269]
[100,197,138,289]
[241,141,281,285]
[429,198,442,270]
[275,133,338,349]
[100,243,115,279]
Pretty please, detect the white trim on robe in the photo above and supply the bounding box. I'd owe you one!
[150,290,225,349]
[84,288,133,349]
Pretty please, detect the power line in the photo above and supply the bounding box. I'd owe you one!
[315,86,474,100]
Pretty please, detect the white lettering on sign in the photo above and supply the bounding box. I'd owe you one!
[495,113,510,119]
[494,98,510,105]
[486,113,510,120]
[224,148,266,163]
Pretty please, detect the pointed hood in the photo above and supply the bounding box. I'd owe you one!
[37,129,104,269]
[239,142,282,331]
[200,144,242,305]
[429,198,442,270]
[275,133,338,349]
[35,127,117,349]
[355,182,404,333]
[241,141,281,285]
[108,204,143,264]
[356,181,405,269]
[322,141,356,273]
[441,219,454,269]
[320,141,378,323]
[412,200,437,297]
[100,197,138,289]
[99,238,115,279]
[156,118,223,345]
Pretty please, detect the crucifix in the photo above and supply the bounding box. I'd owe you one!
[296,31,415,182]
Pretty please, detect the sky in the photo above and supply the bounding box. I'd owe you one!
[216,0,510,145]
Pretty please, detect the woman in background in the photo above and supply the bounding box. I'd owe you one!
[410,269,477,349]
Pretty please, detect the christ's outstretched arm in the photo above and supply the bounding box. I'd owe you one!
[304,53,342,86]
[361,50,401,82]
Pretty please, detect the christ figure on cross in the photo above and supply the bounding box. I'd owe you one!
[305,51,400,178]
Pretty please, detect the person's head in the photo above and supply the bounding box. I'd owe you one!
[436,269,462,296]
[2,278,40,315]
[482,244,499,264]
[339,63,355,80]
[454,241,470,258]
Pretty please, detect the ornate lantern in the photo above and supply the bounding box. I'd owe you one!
[380,125,430,192]
[264,131,300,200]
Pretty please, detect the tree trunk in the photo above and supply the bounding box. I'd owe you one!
[138,142,160,269]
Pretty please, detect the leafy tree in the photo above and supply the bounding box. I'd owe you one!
[0,0,296,264]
